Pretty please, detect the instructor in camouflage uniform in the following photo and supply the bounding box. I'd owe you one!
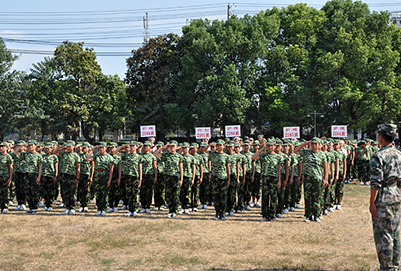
[370,124,401,271]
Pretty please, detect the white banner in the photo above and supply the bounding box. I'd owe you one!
[331,125,347,138]
[283,127,300,138]
[195,127,211,139]
[225,125,241,137]
[140,125,156,137]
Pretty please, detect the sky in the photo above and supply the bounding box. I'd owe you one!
[1,0,400,80]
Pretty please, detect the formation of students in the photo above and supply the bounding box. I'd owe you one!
[0,135,380,221]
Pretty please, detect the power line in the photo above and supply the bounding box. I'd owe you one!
[10,48,134,56]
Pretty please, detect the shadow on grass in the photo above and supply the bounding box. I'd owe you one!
[209,269,328,271]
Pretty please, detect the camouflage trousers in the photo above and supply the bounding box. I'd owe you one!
[25,173,39,210]
[236,176,245,211]
[89,180,96,200]
[41,176,57,208]
[297,176,303,205]
[261,175,278,219]
[251,172,261,199]
[8,179,15,203]
[190,175,200,209]
[304,175,322,219]
[154,174,165,208]
[123,175,140,213]
[335,171,344,206]
[60,173,77,210]
[14,172,26,205]
[373,202,401,271]
[77,174,91,208]
[140,174,154,209]
[284,178,292,210]
[119,175,127,206]
[180,176,191,210]
[244,173,252,205]
[0,176,10,210]
[108,172,120,209]
[356,160,370,183]
[54,178,60,202]
[289,176,299,209]
[349,163,357,180]
[225,174,237,213]
[95,172,109,212]
[165,175,180,214]
[199,175,211,205]
[277,174,286,215]
[212,176,228,216]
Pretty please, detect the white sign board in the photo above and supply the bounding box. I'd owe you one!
[195,127,211,139]
[140,125,156,137]
[283,127,300,138]
[225,125,241,137]
[331,125,347,138]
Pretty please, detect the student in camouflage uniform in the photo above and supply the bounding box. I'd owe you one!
[198,142,211,209]
[370,124,401,271]
[234,142,247,213]
[275,142,289,218]
[5,141,15,207]
[115,142,142,217]
[107,142,122,213]
[40,143,59,211]
[325,140,338,213]
[86,142,114,216]
[294,137,328,222]
[154,141,166,211]
[179,142,195,215]
[54,141,81,215]
[334,140,347,210]
[11,141,27,211]
[253,139,282,221]
[190,143,203,212]
[251,140,262,208]
[225,142,239,216]
[76,142,94,213]
[241,141,253,211]
[282,142,293,214]
[288,142,300,212]
[0,142,13,213]
[17,140,43,214]
[356,140,370,185]
[139,141,157,214]
[209,139,231,220]
[154,141,183,218]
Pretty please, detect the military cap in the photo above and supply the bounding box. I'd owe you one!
[200,142,207,147]
[82,142,91,148]
[257,134,264,139]
[225,137,230,141]
[156,142,163,147]
[45,142,53,148]
[6,140,14,145]
[216,139,225,145]
[234,142,241,147]
[359,140,366,145]
[65,142,75,147]
[0,142,7,147]
[169,140,178,146]
[310,137,320,143]
[143,141,152,147]
[52,141,58,145]
[243,140,251,145]
[182,142,190,147]
[75,143,82,148]
[377,124,397,134]
[190,143,199,148]
[27,140,37,145]
[210,142,216,146]
[137,142,143,147]
[129,141,137,146]
[17,140,25,146]
[98,141,107,147]
[244,136,250,140]
[275,138,282,144]
[333,139,341,144]
[266,139,276,145]
[226,142,234,147]
[253,140,260,146]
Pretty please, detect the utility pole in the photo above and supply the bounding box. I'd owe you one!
[307,110,324,137]
[227,4,232,20]
[143,12,150,44]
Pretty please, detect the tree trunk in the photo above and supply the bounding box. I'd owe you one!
[30,129,36,140]
[113,130,119,143]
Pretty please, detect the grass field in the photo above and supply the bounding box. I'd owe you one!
[0,183,378,271]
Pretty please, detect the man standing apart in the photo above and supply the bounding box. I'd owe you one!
[370,124,401,271]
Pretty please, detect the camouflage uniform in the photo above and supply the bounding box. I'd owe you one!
[41,153,59,208]
[181,153,194,210]
[0,152,13,210]
[199,151,211,205]
[140,152,156,210]
[241,150,253,207]
[259,151,281,219]
[371,142,401,270]
[161,151,183,214]
[190,151,203,210]
[209,150,230,217]
[252,155,262,201]
[108,153,121,209]
[121,152,142,213]
[236,152,247,211]
[93,153,114,212]
[335,150,346,206]
[323,149,336,210]
[226,152,239,213]
[277,151,289,215]
[10,151,26,206]
[77,152,92,208]
[154,155,166,209]
[289,152,300,209]
[356,145,370,184]
[21,152,43,210]
[300,148,327,220]
[58,151,80,210]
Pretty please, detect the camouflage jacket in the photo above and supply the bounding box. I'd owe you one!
[21,152,43,174]
[0,153,13,177]
[241,151,254,173]
[141,153,156,176]
[161,152,183,177]
[41,154,59,178]
[78,152,92,176]
[259,152,281,177]
[181,153,195,178]
[370,145,401,206]
[209,151,230,179]
[192,154,203,177]
[121,152,142,177]
[93,153,114,176]
[59,152,80,176]
[299,149,327,180]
